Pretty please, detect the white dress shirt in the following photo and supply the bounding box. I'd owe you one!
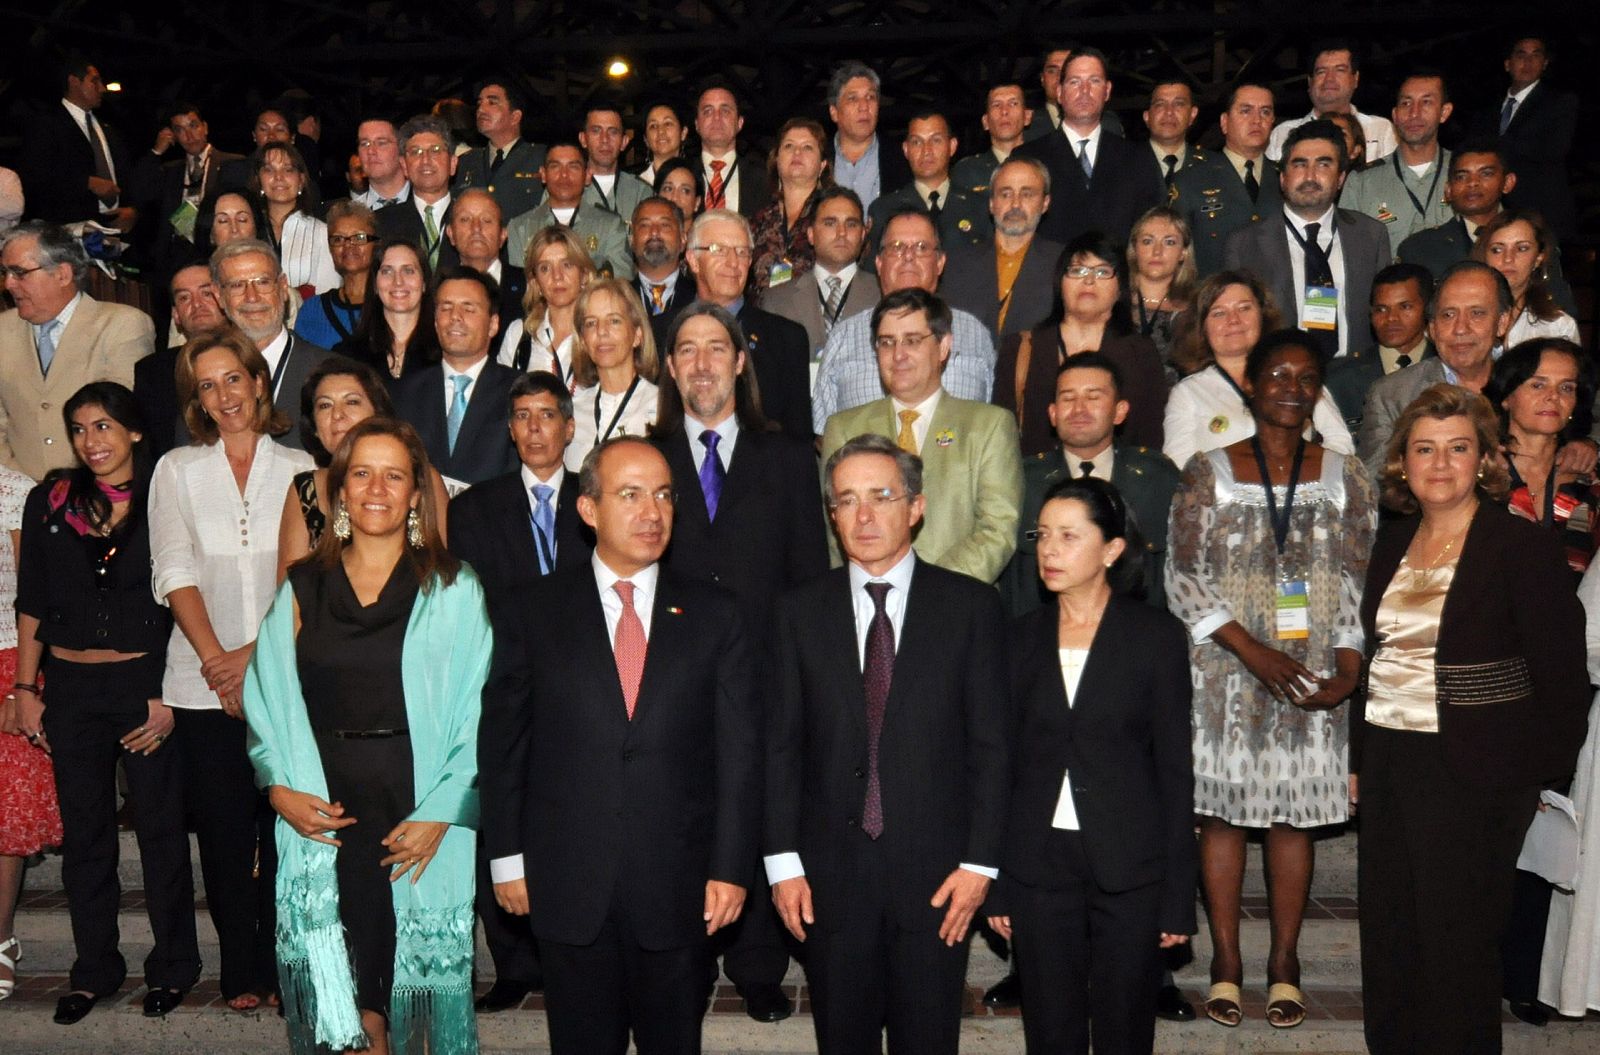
[684,412,740,473]
[889,389,943,452]
[1062,124,1103,172]
[149,436,315,710]
[701,149,741,214]
[1282,205,1351,358]
[520,462,565,532]
[278,210,339,294]
[496,312,576,384]
[763,549,998,884]
[61,99,117,212]
[257,328,291,399]
[351,182,411,210]
[441,355,490,416]
[1502,80,1539,127]
[1507,308,1580,347]
[565,378,661,472]
[1267,107,1397,163]
[490,553,661,884]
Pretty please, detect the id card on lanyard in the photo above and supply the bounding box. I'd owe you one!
[1251,434,1310,641]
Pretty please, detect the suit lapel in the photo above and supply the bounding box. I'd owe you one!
[666,432,712,531]
[824,572,870,739]
[631,568,687,729]
[884,561,937,722]
[495,476,542,571]
[1066,598,1125,724]
[457,365,501,450]
[718,428,759,516]
[571,563,632,725]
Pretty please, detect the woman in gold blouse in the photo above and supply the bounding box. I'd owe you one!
[1357,383,1589,1055]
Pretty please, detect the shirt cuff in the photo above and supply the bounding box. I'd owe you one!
[1189,608,1234,644]
[489,854,524,884]
[959,862,999,880]
[763,852,805,885]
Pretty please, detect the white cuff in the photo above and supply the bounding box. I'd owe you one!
[1189,608,1234,644]
[763,852,805,885]
[489,854,524,883]
[959,862,999,880]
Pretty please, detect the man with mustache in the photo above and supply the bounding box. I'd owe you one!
[1224,119,1390,362]
[940,156,1062,342]
[631,196,694,344]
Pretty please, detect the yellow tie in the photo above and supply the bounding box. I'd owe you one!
[896,409,920,454]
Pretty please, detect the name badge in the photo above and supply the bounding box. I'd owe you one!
[1275,579,1310,640]
[1302,284,1338,332]
[768,259,794,287]
[169,199,199,241]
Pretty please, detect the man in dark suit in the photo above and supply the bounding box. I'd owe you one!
[443,188,525,337]
[940,156,1062,342]
[693,81,769,220]
[650,302,829,1022]
[376,115,456,270]
[767,432,1010,1054]
[212,239,331,451]
[1012,47,1165,248]
[392,266,518,487]
[127,103,241,283]
[1171,83,1281,278]
[1223,120,1391,362]
[1324,263,1435,431]
[453,79,546,223]
[450,370,591,1013]
[481,435,761,1053]
[826,61,912,214]
[1474,34,1578,242]
[760,187,880,359]
[134,263,227,457]
[663,209,813,441]
[632,197,696,346]
[18,55,133,230]
[865,111,991,260]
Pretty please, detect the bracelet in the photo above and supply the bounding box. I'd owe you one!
[11,683,39,696]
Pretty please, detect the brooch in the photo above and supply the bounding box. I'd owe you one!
[586,235,599,252]
[934,428,956,447]
[957,218,972,232]
[1207,415,1228,434]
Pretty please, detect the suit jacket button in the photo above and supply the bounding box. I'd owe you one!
[854,768,864,778]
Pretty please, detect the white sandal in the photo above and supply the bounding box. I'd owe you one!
[0,935,18,1001]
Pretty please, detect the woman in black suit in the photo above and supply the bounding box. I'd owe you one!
[1357,383,1589,1055]
[987,476,1196,1054]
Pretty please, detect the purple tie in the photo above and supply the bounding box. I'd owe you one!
[699,430,725,521]
[862,581,894,839]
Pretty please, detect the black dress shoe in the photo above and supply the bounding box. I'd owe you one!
[738,982,792,1023]
[1508,999,1551,1027]
[1156,984,1196,1022]
[143,987,186,1017]
[53,991,99,1025]
[983,971,1021,1009]
[474,979,532,1012]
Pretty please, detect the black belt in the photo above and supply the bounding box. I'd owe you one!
[319,727,410,740]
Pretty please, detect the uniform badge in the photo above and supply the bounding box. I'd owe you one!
[1208,415,1229,434]
[957,218,972,232]
[1376,204,1398,224]
[586,235,599,253]
[1201,189,1224,215]
[934,428,956,447]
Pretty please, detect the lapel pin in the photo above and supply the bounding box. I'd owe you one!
[934,428,956,447]
[667,606,684,615]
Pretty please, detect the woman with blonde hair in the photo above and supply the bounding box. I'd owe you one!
[1126,204,1198,374]
[497,226,597,382]
[564,278,660,471]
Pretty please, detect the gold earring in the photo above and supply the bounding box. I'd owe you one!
[331,502,351,541]
[407,509,423,548]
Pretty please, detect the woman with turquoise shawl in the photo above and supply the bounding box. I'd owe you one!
[243,417,490,1055]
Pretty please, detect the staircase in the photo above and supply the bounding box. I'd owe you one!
[6,826,1594,1052]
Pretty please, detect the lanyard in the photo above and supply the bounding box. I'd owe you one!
[587,177,613,212]
[594,374,643,444]
[527,502,556,570]
[1390,151,1444,224]
[818,276,853,327]
[269,336,293,400]
[1134,293,1165,337]
[1282,212,1337,269]
[1211,362,1250,406]
[1251,435,1307,555]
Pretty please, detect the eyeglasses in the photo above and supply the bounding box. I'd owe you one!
[604,486,677,505]
[405,144,449,158]
[829,489,911,512]
[220,275,279,295]
[328,233,376,246]
[1067,265,1117,281]
[357,137,396,150]
[1,265,46,280]
[873,332,935,353]
[880,240,937,259]
[691,243,752,260]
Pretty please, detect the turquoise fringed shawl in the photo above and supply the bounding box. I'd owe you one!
[244,565,492,1054]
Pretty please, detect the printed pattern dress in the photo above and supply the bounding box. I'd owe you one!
[1165,447,1376,828]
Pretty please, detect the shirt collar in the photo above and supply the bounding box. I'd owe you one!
[701,147,737,166]
[1222,147,1263,182]
[443,355,489,384]
[592,551,660,601]
[34,291,83,335]
[814,261,858,286]
[684,411,739,448]
[891,387,942,421]
[1508,80,1539,105]
[914,179,952,205]
[1061,123,1102,150]
[1062,442,1115,480]
[260,326,291,368]
[848,546,917,594]
[415,191,451,217]
[1283,204,1336,237]
[520,462,565,492]
[61,98,91,127]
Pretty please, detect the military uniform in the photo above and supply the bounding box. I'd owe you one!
[1342,149,1453,255]
[864,180,992,268]
[951,149,1007,197]
[454,138,547,223]
[1170,150,1280,278]
[504,202,634,280]
[1324,340,1434,432]
[1000,444,1181,618]
[580,171,653,225]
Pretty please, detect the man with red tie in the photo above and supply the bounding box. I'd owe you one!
[692,79,769,221]
[480,435,761,1053]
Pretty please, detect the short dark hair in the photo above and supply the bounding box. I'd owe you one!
[1282,119,1349,173]
[1224,81,1275,110]
[1371,262,1435,305]
[1245,328,1326,387]
[1398,67,1451,106]
[59,52,97,91]
[476,77,527,114]
[1055,350,1125,396]
[583,97,627,126]
[398,113,455,153]
[1450,136,1510,172]
[904,109,951,135]
[509,370,574,420]
[1148,78,1193,100]
[1065,46,1110,76]
[164,101,204,126]
[1430,260,1514,320]
[811,184,864,220]
[823,433,923,507]
[871,288,952,340]
[542,136,587,163]
[694,76,744,115]
[1307,37,1362,76]
[632,194,685,227]
[1506,32,1549,58]
[298,356,396,468]
[1038,476,1146,597]
[433,264,500,306]
[1488,338,1596,445]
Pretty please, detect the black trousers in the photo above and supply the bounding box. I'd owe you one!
[710,862,793,990]
[171,707,277,999]
[1009,831,1163,1055]
[803,840,971,1055]
[537,904,707,1054]
[1358,725,1539,1055]
[42,655,199,995]
[475,836,541,986]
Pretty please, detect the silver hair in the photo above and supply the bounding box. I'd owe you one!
[992,154,1051,198]
[398,113,456,154]
[828,61,881,107]
[823,433,924,506]
[688,208,753,250]
[208,238,282,287]
[1,221,90,288]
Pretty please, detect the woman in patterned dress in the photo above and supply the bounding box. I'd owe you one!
[749,117,832,293]
[1165,330,1376,1029]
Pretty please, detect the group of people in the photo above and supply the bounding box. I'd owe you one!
[0,28,1593,1055]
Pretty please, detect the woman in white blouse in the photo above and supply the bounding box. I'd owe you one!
[149,329,314,1011]
[497,226,596,381]
[1162,270,1353,471]
[1473,209,1580,348]
[250,143,338,295]
[564,277,660,472]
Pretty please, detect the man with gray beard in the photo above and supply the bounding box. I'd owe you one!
[939,156,1063,342]
[631,196,694,349]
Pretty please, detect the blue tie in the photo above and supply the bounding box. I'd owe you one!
[699,429,725,521]
[1499,96,1517,135]
[1078,138,1093,181]
[530,483,556,574]
[447,374,471,453]
[36,319,60,375]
